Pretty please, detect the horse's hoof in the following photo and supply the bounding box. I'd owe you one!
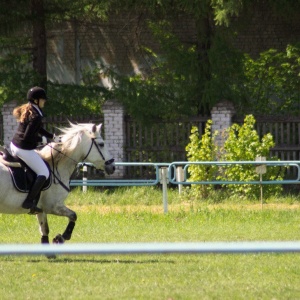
[53,234,65,244]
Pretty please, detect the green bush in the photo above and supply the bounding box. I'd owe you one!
[185,120,219,198]
[185,115,285,200]
[241,45,300,115]
[218,115,284,199]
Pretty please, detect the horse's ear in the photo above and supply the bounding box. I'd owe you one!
[87,124,97,138]
[97,124,102,132]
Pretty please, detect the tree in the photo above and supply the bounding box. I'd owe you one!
[102,0,243,120]
[2,0,300,117]
[102,0,300,122]
[0,0,112,88]
[31,0,47,86]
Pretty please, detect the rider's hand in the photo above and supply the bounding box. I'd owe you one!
[41,136,48,145]
[53,134,62,143]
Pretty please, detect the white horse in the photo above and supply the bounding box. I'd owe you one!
[0,123,115,245]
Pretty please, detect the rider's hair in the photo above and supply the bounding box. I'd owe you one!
[13,103,34,123]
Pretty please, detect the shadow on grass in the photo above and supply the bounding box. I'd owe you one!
[24,257,176,264]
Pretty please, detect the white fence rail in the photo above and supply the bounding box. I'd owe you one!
[0,242,299,256]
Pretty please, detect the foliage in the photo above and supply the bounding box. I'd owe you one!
[45,0,112,22]
[102,1,300,121]
[211,0,244,26]
[46,82,107,116]
[241,45,300,115]
[185,120,219,198]
[0,52,39,108]
[185,115,285,200]
[107,36,300,122]
[102,21,201,122]
[211,0,300,26]
[105,22,244,123]
[0,1,109,116]
[0,51,107,116]
[1,1,300,120]
[218,115,284,198]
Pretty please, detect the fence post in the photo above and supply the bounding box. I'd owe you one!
[160,167,169,214]
[1,101,18,147]
[102,100,125,178]
[176,166,184,194]
[211,101,235,150]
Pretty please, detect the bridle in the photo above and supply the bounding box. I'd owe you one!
[82,138,115,166]
[48,137,114,167]
[48,136,114,192]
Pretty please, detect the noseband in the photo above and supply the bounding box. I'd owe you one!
[82,138,115,166]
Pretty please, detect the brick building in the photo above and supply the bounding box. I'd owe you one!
[46,4,300,86]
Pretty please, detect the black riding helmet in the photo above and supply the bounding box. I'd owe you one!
[27,86,47,102]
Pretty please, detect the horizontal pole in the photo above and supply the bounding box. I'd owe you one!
[170,160,300,165]
[70,180,158,186]
[78,162,170,167]
[169,161,300,185]
[0,242,299,256]
[169,179,300,185]
[73,162,162,186]
[72,161,300,187]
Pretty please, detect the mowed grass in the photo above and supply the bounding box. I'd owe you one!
[0,187,299,299]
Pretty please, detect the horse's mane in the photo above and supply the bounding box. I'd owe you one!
[39,123,95,164]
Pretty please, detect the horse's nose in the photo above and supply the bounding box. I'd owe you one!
[104,159,115,175]
[105,158,115,166]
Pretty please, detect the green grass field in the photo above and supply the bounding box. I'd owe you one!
[0,187,299,299]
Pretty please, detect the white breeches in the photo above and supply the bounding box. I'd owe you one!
[10,143,50,178]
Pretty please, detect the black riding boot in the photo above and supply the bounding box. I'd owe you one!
[22,175,46,214]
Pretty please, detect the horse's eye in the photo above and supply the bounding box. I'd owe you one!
[98,142,104,147]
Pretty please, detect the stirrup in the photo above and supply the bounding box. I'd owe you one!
[28,206,43,215]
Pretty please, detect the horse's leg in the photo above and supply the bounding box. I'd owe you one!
[52,206,77,244]
[36,213,56,259]
[36,212,50,244]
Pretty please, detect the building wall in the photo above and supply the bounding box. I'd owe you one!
[46,6,300,85]
[230,2,300,57]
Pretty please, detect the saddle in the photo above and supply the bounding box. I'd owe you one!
[0,146,51,193]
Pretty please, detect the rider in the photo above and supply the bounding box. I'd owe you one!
[10,86,57,214]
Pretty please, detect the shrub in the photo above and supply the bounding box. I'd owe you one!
[218,115,284,199]
[185,120,219,198]
[185,115,284,200]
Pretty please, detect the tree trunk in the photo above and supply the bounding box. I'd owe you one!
[31,0,47,87]
[196,11,214,115]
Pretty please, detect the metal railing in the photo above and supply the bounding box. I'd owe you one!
[70,162,170,187]
[168,161,300,185]
[69,160,300,213]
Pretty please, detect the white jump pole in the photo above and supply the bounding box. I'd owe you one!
[0,242,299,256]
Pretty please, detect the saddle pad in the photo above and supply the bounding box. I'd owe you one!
[8,165,52,193]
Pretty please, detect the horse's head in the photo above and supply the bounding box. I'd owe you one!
[81,124,115,175]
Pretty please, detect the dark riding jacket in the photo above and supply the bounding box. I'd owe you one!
[12,105,54,150]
